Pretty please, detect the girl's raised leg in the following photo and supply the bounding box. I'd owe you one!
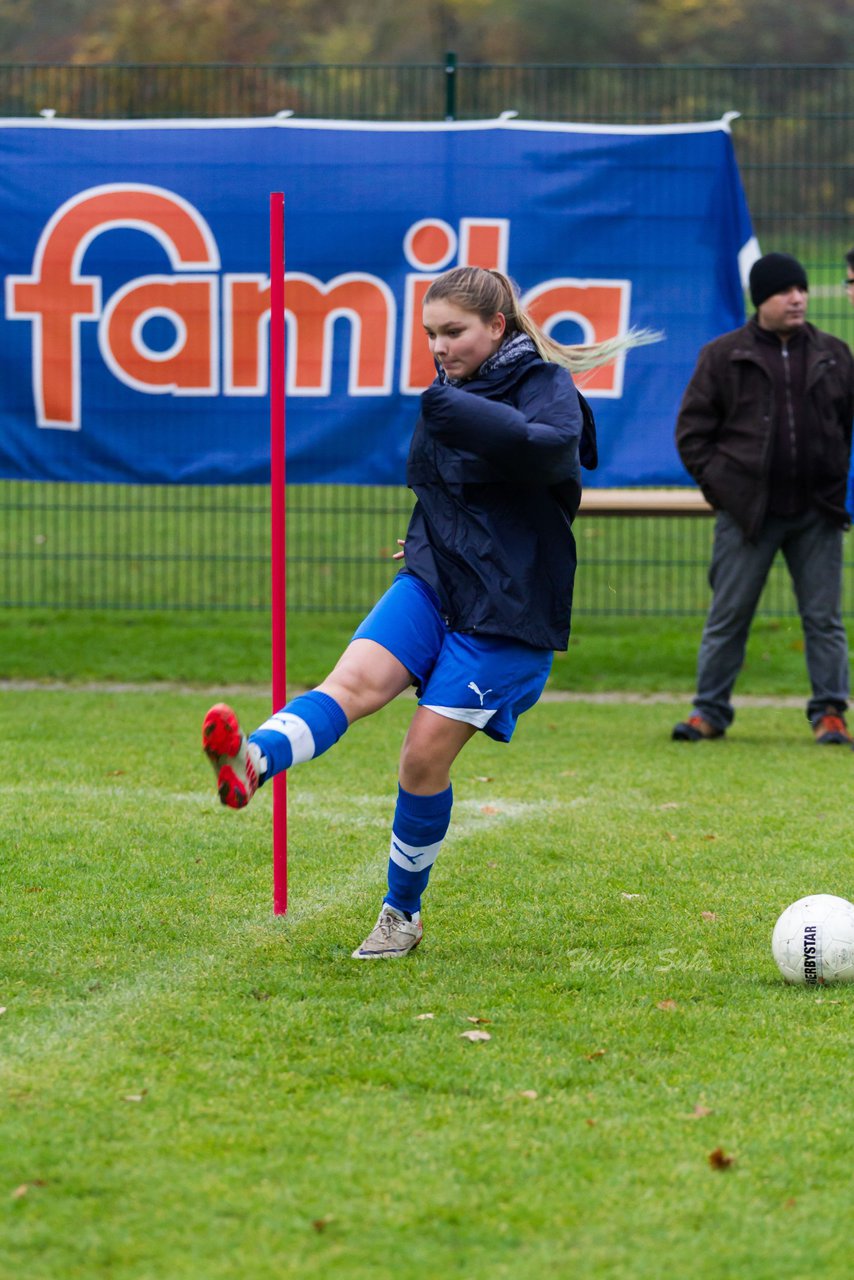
[203,639,414,808]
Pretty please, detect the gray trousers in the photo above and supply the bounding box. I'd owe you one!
[693,508,849,729]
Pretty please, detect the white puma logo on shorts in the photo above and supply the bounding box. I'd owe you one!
[467,681,493,706]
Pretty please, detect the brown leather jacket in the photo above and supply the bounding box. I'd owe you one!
[676,319,854,540]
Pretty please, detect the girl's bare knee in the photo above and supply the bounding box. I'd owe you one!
[398,711,475,793]
[399,758,446,795]
[317,640,411,722]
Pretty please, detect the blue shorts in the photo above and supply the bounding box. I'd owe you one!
[351,573,553,743]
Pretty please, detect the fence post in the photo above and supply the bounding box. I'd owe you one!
[444,50,457,121]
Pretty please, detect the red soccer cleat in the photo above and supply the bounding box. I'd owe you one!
[202,702,260,809]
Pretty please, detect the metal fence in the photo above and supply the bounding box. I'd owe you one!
[6,481,854,618]
[1,60,853,616]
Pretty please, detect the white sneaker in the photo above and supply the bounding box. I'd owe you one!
[351,904,423,959]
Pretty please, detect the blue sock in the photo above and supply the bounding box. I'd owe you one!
[384,784,453,917]
[249,689,348,782]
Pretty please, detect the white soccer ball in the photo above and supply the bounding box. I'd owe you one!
[771,894,854,985]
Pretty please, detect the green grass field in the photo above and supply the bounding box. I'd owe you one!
[0,602,835,700]
[2,272,854,1273]
[3,653,854,1276]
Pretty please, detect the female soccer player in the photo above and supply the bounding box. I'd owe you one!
[203,266,647,959]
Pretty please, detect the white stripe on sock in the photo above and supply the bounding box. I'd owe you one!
[389,833,443,874]
[256,711,316,764]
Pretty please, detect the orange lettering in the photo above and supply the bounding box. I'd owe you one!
[284,273,393,395]
[101,277,217,393]
[224,274,271,394]
[7,184,218,426]
[523,280,631,396]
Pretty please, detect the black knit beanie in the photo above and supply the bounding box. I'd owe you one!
[749,252,808,308]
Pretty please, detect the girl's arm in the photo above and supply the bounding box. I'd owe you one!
[421,366,582,484]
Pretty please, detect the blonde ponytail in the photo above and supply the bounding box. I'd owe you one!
[423,266,663,378]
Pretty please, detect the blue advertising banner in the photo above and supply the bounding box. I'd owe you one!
[0,115,755,486]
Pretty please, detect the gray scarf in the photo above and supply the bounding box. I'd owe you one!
[438,331,537,386]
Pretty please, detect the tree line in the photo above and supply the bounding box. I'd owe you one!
[1,0,851,66]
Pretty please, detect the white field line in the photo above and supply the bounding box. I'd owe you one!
[0,786,571,1072]
[0,678,805,707]
[0,783,585,817]
[0,782,223,805]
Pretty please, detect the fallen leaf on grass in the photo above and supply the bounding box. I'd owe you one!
[708,1147,735,1170]
[460,1030,492,1042]
[312,1216,334,1232]
[585,1048,607,1061]
[11,1180,46,1199]
[701,911,718,922]
[467,1016,491,1024]
[24,886,43,893]
[414,1012,434,1021]
[107,769,126,777]
[121,1090,148,1103]
[656,999,679,1012]
[703,833,718,841]
[585,1117,597,1127]
[473,776,493,783]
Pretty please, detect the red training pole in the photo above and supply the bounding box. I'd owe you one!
[269,192,288,915]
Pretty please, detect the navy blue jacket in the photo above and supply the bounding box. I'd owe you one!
[402,349,594,651]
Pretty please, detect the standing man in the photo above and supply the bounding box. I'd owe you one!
[672,251,854,745]
[845,247,854,517]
